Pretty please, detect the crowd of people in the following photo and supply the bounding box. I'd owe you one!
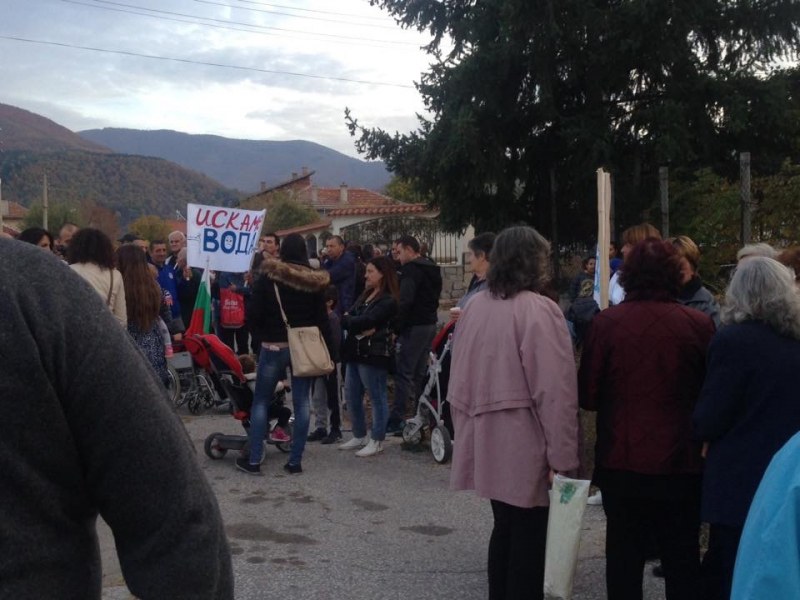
[6,217,800,600]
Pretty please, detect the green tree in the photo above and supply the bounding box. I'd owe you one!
[347,0,800,240]
[263,196,320,232]
[22,202,84,232]
[129,215,171,243]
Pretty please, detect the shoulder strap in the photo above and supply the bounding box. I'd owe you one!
[106,269,114,308]
[272,282,290,329]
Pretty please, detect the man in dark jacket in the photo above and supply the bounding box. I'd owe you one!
[323,235,356,315]
[388,235,443,432]
[0,239,233,599]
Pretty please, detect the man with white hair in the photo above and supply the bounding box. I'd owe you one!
[736,242,777,263]
[166,230,187,267]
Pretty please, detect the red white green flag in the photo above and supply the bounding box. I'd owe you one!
[186,268,211,336]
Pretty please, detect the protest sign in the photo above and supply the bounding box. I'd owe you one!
[186,203,266,272]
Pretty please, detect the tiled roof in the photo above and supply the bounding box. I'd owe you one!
[327,204,429,217]
[314,188,395,207]
[275,220,332,237]
[2,223,20,236]
[163,219,187,235]
[6,201,28,219]
[262,171,315,194]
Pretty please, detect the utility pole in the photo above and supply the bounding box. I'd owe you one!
[42,173,49,231]
[659,166,669,239]
[0,178,4,232]
[740,152,751,245]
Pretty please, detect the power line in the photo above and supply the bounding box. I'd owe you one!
[75,0,417,45]
[59,0,406,48]
[234,0,389,21]
[193,0,398,29]
[0,34,416,88]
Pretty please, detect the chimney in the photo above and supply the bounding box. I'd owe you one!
[260,181,267,192]
[291,172,298,180]
[340,183,348,204]
[301,166,309,176]
[311,185,318,204]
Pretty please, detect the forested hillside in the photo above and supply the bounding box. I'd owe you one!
[0,150,241,222]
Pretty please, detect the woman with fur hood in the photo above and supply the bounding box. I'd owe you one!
[242,233,332,475]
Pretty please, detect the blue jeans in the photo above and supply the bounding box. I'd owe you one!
[248,346,312,466]
[344,362,389,441]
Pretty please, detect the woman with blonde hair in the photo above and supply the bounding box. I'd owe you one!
[694,257,800,600]
[608,222,661,305]
[116,244,169,386]
[669,235,720,328]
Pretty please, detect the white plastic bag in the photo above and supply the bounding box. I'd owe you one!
[543,475,591,599]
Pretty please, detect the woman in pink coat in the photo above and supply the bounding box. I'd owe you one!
[448,225,580,600]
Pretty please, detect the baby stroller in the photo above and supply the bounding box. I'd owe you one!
[194,334,293,463]
[167,336,228,414]
[401,320,455,464]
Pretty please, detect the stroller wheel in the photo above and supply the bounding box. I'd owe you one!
[241,441,268,464]
[402,421,423,445]
[431,425,453,464]
[188,395,203,415]
[166,365,182,407]
[204,433,228,459]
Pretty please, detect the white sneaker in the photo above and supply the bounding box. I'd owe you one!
[338,436,367,450]
[587,491,603,506]
[355,439,383,457]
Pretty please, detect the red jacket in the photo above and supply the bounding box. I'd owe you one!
[579,300,714,476]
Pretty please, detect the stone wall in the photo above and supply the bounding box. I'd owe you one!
[439,264,471,308]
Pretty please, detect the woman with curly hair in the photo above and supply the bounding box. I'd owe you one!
[448,225,579,600]
[67,228,127,326]
[694,257,800,600]
[17,227,54,251]
[579,238,715,600]
[116,244,169,386]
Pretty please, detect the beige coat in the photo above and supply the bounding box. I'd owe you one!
[448,290,579,508]
[70,262,127,326]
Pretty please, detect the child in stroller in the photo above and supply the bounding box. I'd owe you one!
[195,334,293,463]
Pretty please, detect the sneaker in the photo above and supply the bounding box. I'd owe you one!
[320,428,342,445]
[307,428,327,442]
[283,462,302,475]
[338,436,368,450]
[269,426,291,443]
[587,491,603,506]
[355,439,383,457]
[235,457,262,476]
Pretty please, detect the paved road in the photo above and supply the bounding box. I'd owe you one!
[101,411,666,599]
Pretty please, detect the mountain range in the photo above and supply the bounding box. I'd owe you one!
[78,128,391,193]
[0,103,392,224]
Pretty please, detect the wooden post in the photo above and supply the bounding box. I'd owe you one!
[549,166,560,281]
[42,173,49,231]
[659,166,669,238]
[596,169,612,309]
[740,152,751,245]
[0,178,4,232]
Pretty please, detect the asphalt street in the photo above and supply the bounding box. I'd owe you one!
[100,411,666,600]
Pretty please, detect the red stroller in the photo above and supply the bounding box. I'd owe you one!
[176,334,292,463]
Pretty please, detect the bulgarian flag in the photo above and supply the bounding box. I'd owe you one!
[186,268,212,336]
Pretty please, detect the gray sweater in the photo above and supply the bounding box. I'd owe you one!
[0,239,233,599]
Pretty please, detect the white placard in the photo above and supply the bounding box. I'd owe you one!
[186,203,266,272]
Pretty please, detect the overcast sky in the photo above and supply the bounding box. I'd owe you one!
[0,0,434,157]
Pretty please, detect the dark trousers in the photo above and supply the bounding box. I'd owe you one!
[219,327,249,355]
[701,523,743,600]
[488,500,548,600]
[325,369,341,431]
[391,324,436,424]
[602,480,702,600]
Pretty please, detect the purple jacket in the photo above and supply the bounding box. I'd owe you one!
[448,290,580,508]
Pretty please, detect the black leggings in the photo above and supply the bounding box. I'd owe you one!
[488,500,548,600]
